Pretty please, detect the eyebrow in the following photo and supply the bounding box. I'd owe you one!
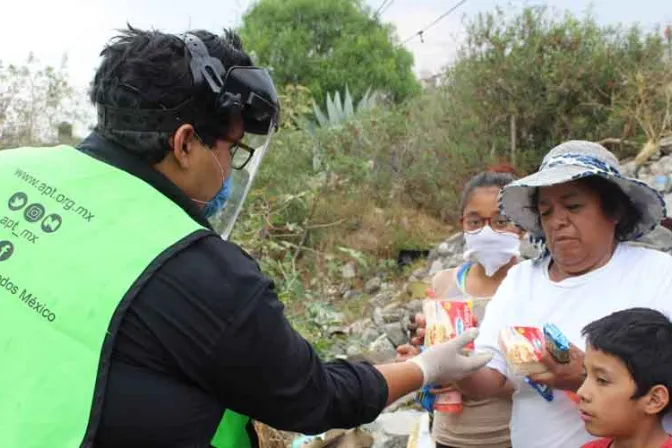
[592,366,610,376]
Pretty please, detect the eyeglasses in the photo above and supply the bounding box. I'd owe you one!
[226,138,256,170]
[460,214,516,234]
[193,131,256,170]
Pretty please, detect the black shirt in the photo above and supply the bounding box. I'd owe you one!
[77,134,388,447]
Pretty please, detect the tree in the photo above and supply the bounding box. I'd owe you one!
[238,0,420,105]
[443,6,671,169]
[0,54,84,149]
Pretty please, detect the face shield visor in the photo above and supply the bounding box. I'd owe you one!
[203,64,279,239]
[213,120,274,239]
[181,35,280,239]
[95,33,280,239]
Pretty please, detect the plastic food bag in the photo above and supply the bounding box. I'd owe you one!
[498,326,548,376]
[423,299,475,413]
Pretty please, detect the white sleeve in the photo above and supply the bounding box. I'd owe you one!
[635,250,672,316]
[474,267,518,377]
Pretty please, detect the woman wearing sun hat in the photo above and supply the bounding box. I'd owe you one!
[454,140,672,448]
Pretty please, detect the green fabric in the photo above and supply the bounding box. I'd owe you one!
[211,411,252,448]
[0,146,251,447]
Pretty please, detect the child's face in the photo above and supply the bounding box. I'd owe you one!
[577,345,647,437]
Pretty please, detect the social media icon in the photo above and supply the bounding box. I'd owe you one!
[0,240,14,262]
[41,214,62,233]
[8,192,28,211]
[24,203,46,223]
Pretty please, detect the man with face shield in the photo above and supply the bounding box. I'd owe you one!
[0,27,491,448]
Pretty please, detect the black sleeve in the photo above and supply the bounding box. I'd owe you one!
[204,281,389,434]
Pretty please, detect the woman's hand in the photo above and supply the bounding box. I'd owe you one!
[407,313,426,346]
[407,308,480,347]
[395,343,421,362]
[528,344,585,392]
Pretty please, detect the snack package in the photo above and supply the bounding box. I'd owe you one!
[498,326,548,376]
[543,323,570,364]
[543,324,579,404]
[423,299,476,413]
[415,383,436,412]
[423,300,475,349]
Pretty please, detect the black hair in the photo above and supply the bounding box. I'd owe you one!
[90,25,253,164]
[582,307,672,415]
[460,164,519,214]
[531,175,641,241]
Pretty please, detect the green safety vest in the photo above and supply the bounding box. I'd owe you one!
[0,145,253,448]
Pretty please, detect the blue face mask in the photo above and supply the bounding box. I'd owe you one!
[192,148,232,218]
[202,175,232,218]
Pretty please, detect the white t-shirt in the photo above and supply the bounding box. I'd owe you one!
[475,243,672,448]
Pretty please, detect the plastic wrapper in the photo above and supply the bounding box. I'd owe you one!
[500,325,574,402]
[543,323,570,364]
[423,299,475,413]
[498,326,548,376]
[423,299,475,349]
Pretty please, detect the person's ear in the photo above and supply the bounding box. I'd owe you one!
[170,124,199,170]
[643,385,669,416]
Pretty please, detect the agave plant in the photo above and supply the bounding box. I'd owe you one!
[309,86,382,130]
[304,86,383,173]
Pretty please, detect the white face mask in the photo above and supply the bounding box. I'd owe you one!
[463,225,521,276]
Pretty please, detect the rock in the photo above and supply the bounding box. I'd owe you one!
[328,326,348,338]
[348,318,372,336]
[383,322,407,347]
[370,290,394,307]
[437,241,451,256]
[383,392,418,413]
[659,155,672,173]
[632,225,672,253]
[342,261,357,279]
[372,307,385,326]
[368,334,396,363]
[338,283,350,295]
[428,259,444,276]
[621,159,638,178]
[381,307,404,324]
[344,290,360,301]
[361,327,381,345]
[365,277,382,294]
[412,267,427,279]
[434,233,465,269]
[660,135,672,155]
[405,299,424,315]
[346,345,362,358]
[406,280,429,299]
[365,410,424,448]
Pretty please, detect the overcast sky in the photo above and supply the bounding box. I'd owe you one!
[1,0,669,89]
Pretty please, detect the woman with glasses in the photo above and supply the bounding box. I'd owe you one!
[399,164,522,448]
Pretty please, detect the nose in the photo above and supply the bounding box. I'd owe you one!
[577,379,590,403]
[546,208,570,231]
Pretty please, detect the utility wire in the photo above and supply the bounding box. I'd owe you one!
[379,0,394,15]
[402,0,468,44]
[374,0,391,16]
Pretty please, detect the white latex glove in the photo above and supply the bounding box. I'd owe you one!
[409,328,493,386]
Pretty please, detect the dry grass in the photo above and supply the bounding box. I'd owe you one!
[310,193,451,259]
